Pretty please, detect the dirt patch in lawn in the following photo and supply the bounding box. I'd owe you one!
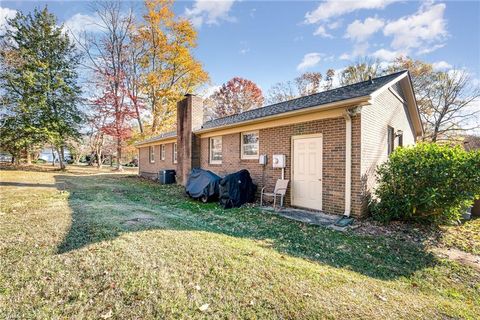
[123,213,155,226]
[431,248,480,271]
[353,218,480,269]
[353,219,441,243]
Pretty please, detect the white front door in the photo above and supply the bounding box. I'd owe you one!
[292,135,323,211]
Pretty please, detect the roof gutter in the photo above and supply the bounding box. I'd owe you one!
[135,136,177,148]
[194,96,371,135]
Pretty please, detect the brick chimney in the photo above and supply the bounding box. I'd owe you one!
[176,94,204,185]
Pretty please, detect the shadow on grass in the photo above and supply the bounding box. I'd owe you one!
[0,182,58,188]
[55,173,437,280]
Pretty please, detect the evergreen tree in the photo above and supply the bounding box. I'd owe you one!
[0,7,83,169]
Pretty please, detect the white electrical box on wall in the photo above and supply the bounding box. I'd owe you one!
[272,154,286,168]
[259,154,267,165]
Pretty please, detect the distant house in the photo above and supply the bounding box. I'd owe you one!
[0,150,13,163]
[39,147,71,163]
[135,70,423,217]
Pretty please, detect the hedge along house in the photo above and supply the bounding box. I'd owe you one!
[136,70,423,217]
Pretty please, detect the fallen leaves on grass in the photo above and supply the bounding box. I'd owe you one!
[199,303,209,312]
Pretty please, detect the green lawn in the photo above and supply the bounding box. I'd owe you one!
[1,166,479,319]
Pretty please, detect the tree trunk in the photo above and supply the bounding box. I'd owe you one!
[58,146,65,170]
[151,102,161,133]
[88,153,94,166]
[431,128,439,143]
[116,143,123,171]
[133,100,144,133]
[52,148,56,166]
[152,115,160,134]
[26,147,32,165]
[97,150,102,169]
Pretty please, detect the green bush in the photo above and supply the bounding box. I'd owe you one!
[371,143,480,224]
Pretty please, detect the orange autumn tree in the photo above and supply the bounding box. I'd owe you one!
[135,0,209,134]
[206,77,264,119]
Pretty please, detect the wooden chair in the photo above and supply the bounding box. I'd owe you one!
[260,179,289,210]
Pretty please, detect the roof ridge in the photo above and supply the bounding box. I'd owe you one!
[203,70,408,126]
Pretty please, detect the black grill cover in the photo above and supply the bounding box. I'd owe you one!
[186,168,221,199]
[219,169,257,209]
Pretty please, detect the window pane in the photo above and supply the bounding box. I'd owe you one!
[149,146,154,162]
[243,133,258,144]
[210,137,222,162]
[387,127,394,155]
[212,151,222,161]
[243,144,258,155]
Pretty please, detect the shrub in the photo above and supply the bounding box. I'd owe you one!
[371,143,480,224]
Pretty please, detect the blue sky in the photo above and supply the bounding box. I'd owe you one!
[1,0,479,93]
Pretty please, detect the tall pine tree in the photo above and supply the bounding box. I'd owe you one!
[0,7,82,169]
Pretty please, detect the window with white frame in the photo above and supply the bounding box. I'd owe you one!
[387,126,395,155]
[241,131,259,159]
[160,144,166,160]
[173,143,178,163]
[149,146,155,163]
[209,136,222,164]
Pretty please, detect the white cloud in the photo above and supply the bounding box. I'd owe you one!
[200,85,221,98]
[184,0,236,28]
[239,48,250,55]
[327,20,342,30]
[341,16,384,59]
[313,25,333,38]
[417,43,446,55]
[293,35,304,42]
[383,2,447,54]
[297,52,323,71]
[345,17,384,42]
[305,0,397,24]
[340,43,373,61]
[432,60,452,71]
[352,42,370,56]
[238,40,250,55]
[372,48,402,61]
[64,13,104,37]
[0,7,17,34]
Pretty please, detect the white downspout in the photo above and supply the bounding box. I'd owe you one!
[343,112,352,217]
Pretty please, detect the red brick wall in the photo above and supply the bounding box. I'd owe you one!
[200,116,363,216]
[176,95,203,185]
[138,143,177,179]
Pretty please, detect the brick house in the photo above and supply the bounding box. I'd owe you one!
[136,70,423,217]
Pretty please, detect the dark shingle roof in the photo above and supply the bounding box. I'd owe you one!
[135,130,176,146]
[201,70,407,130]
